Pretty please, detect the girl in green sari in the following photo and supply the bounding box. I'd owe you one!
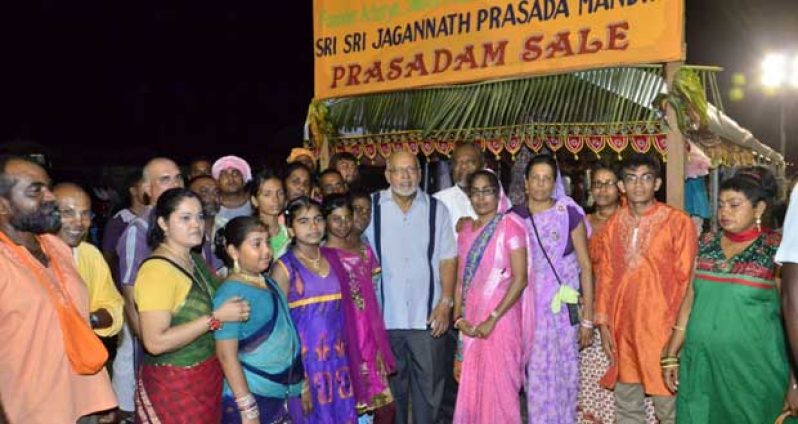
[663,167,797,423]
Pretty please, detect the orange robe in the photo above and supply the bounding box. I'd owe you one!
[594,202,696,396]
[0,235,117,423]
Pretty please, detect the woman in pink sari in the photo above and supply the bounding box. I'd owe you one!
[453,170,529,424]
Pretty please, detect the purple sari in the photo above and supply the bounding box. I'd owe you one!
[327,245,396,413]
[513,195,586,424]
[276,248,357,424]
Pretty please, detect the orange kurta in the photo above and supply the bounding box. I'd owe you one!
[0,234,116,423]
[594,202,697,396]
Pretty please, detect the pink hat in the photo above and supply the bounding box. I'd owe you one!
[212,155,252,182]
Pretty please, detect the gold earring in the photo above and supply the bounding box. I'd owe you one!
[233,258,241,274]
[756,216,762,232]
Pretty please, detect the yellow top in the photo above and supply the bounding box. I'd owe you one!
[134,257,192,313]
[74,242,124,337]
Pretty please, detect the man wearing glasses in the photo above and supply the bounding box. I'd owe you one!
[366,151,458,424]
[593,153,697,424]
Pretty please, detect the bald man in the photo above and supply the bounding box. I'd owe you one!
[113,157,183,417]
[434,143,483,237]
[54,183,126,422]
[365,151,458,424]
[54,183,124,338]
[117,157,183,330]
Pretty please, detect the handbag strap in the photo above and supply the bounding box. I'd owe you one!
[528,212,565,287]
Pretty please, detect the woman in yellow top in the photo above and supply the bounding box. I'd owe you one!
[134,188,249,423]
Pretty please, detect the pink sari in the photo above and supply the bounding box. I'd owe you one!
[453,213,528,424]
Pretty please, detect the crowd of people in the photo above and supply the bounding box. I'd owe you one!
[0,143,797,424]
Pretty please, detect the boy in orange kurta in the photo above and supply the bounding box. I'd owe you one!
[594,154,696,424]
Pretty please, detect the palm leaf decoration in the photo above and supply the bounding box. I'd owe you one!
[323,65,722,139]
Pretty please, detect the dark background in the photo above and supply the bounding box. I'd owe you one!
[2,0,797,173]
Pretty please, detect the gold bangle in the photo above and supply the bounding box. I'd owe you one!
[660,364,680,369]
[673,325,686,332]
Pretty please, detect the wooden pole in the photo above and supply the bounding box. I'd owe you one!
[665,61,686,210]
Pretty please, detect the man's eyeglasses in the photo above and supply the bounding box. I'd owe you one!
[622,173,656,185]
[388,167,419,176]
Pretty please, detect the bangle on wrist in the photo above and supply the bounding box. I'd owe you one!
[208,314,222,332]
[580,319,594,329]
[489,310,500,320]
[659,356,680,368]
[241,405,260,420]
[440,296,454,308]
[672,325,686,332]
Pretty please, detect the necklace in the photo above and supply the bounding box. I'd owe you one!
[294,246,322,270]
[159,243,194,273]
[232,270,267,288]
[724,226,761,243]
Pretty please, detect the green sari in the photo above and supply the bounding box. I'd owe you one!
[677,231,788,424]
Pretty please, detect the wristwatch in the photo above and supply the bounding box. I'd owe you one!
[440,296,454,308]
[89,313,100,328]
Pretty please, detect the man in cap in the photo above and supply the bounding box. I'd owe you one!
[212,155,253,230]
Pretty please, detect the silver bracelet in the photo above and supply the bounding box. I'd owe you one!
[235,393,256,410]
[241,405,260,420]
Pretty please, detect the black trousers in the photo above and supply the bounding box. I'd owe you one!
[436,330,458,424]
[388,330,448,424]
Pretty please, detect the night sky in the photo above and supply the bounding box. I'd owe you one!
[3,0,797,172]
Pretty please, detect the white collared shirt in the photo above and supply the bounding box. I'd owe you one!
[365,189,457,330]
[433,185,476,239]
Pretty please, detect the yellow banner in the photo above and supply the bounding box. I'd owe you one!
[313,0,684,99]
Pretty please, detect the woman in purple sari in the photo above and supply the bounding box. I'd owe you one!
[271,197,357,424]
[453,170,528,423]
[512,155,594,423]
[322,194,397,423]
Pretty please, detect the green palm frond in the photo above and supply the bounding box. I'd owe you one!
[325,65,722,138]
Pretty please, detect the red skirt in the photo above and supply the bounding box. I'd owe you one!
[135,356,223,424]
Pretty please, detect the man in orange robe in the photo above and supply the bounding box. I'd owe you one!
[0,156,116,423]
[594,154,696,424]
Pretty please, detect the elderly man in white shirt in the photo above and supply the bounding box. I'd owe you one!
[434,143,484,237]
